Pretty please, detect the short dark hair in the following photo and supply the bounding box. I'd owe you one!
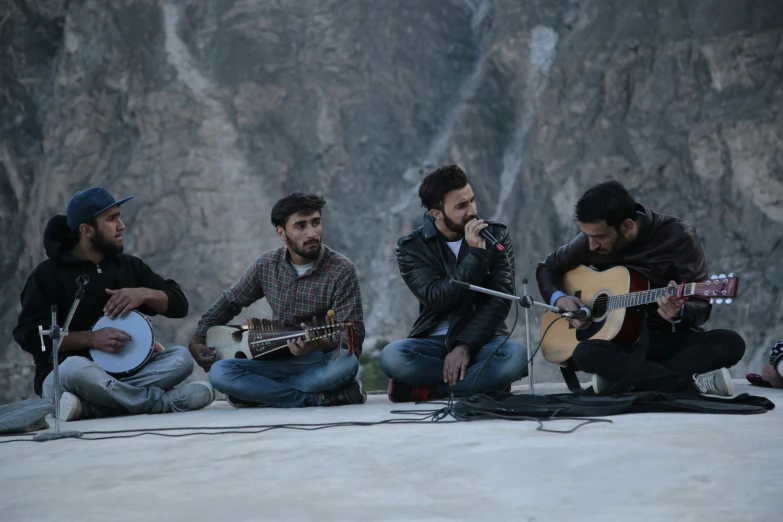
[575,180,637,227]
[418,165,468,210]
[66,216,98,250]
[270,192,326,228]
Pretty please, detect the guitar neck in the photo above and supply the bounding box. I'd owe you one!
[606,284,695,311]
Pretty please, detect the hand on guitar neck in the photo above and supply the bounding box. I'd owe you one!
[287,323,334,356]
[555,295,591,330]
[656,280,686,321]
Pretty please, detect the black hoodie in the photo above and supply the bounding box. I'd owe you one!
[13,215,189,396]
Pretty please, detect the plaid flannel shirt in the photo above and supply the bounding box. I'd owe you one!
[196,245,365,355]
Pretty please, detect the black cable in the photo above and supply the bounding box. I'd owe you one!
[466,248,517,391]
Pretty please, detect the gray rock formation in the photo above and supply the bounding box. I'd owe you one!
[2,0,781,403]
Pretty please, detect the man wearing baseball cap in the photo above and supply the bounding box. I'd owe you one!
[13,187,215,421]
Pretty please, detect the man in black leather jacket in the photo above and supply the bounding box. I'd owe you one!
[380,165,528,402]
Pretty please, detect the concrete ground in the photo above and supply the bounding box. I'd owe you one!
[0,381,780,522]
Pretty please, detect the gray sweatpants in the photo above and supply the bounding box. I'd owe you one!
[42,346,194,417]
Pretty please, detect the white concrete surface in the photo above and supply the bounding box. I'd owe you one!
[1,382,780,522]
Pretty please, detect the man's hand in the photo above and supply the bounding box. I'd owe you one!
[443,344,470,386]
[104,288,150,319]
[657,281,686,321]
[90,327,131,353]
[464,219,488,249]
[189,335,217,372]
[555,295,591,330]
[288,324,318,357]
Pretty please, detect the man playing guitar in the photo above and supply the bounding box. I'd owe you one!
[14,187,214,421]
[189,192,367,408]
[536,181,745,396]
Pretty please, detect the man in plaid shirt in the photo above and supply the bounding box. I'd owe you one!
[188,193,367,408]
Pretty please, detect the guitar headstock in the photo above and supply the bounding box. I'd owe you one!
[694,273,739,304]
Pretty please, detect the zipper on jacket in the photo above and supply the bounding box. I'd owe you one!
[96,264,102,274]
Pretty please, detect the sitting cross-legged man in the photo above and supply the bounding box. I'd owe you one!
[380,165,528,402]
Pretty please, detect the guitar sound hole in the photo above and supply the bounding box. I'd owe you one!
[234,352,247,359]
[591,293,609,320]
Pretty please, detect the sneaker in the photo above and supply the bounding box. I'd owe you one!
[59,391,84,421]
[226,395,263,408]
[693,368,735,397]
[591,374,613,394]
[321,379,367,407]
[387,379,433,403]
[162,381,215,412]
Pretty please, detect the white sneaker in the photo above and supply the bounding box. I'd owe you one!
[591,374,613,394]
[162,381,215,412]
[59,391,84,421]
[693,368,735,397]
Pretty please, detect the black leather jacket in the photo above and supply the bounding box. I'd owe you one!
[396,213,515,354]
[536,204,711,333]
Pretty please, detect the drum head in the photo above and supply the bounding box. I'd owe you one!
[90,311,154,374]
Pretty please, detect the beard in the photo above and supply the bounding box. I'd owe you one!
[443,213,470,236]
[90,228,123,256]
[598,231,630,255]
[289,239,321,261]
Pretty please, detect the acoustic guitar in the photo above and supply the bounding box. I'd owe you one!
[206,310,357,360]
[540,265,739,364]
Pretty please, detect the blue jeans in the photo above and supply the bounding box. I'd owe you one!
[379,335,528,397]
[209,349,359,407]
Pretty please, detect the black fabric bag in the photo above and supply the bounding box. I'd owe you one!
[451,390,774,419]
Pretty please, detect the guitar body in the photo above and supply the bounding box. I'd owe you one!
[206,325,254,361]
[540,265,648,364]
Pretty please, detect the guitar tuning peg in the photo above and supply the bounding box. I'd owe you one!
[728,273,734,278]
[718,273,726,279]
[725,298,732,304]
[715,298,723,304]
[710,274,718,280]
[709,298,714,304]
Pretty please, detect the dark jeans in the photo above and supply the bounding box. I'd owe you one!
[379,335,528,397]
[571,329,745,392]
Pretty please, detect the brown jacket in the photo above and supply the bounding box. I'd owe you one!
[536,204,711,334]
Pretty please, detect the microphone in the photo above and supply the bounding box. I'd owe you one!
[479,227,504,252]
[562,307,592,320]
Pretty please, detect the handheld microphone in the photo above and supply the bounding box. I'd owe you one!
[479,227,504,252]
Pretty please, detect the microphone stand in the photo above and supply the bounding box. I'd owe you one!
[33,275,89,441]
[451,279,581,395]
[522,278,533,395]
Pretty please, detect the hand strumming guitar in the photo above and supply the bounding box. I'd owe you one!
[555,295,591,330]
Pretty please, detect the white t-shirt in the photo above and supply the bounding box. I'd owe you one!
[291,261,314,277]
[430,239,463,336]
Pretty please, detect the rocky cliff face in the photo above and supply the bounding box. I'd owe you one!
[1,0,781,403]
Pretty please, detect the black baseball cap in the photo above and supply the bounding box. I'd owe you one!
[66,187,134,230]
